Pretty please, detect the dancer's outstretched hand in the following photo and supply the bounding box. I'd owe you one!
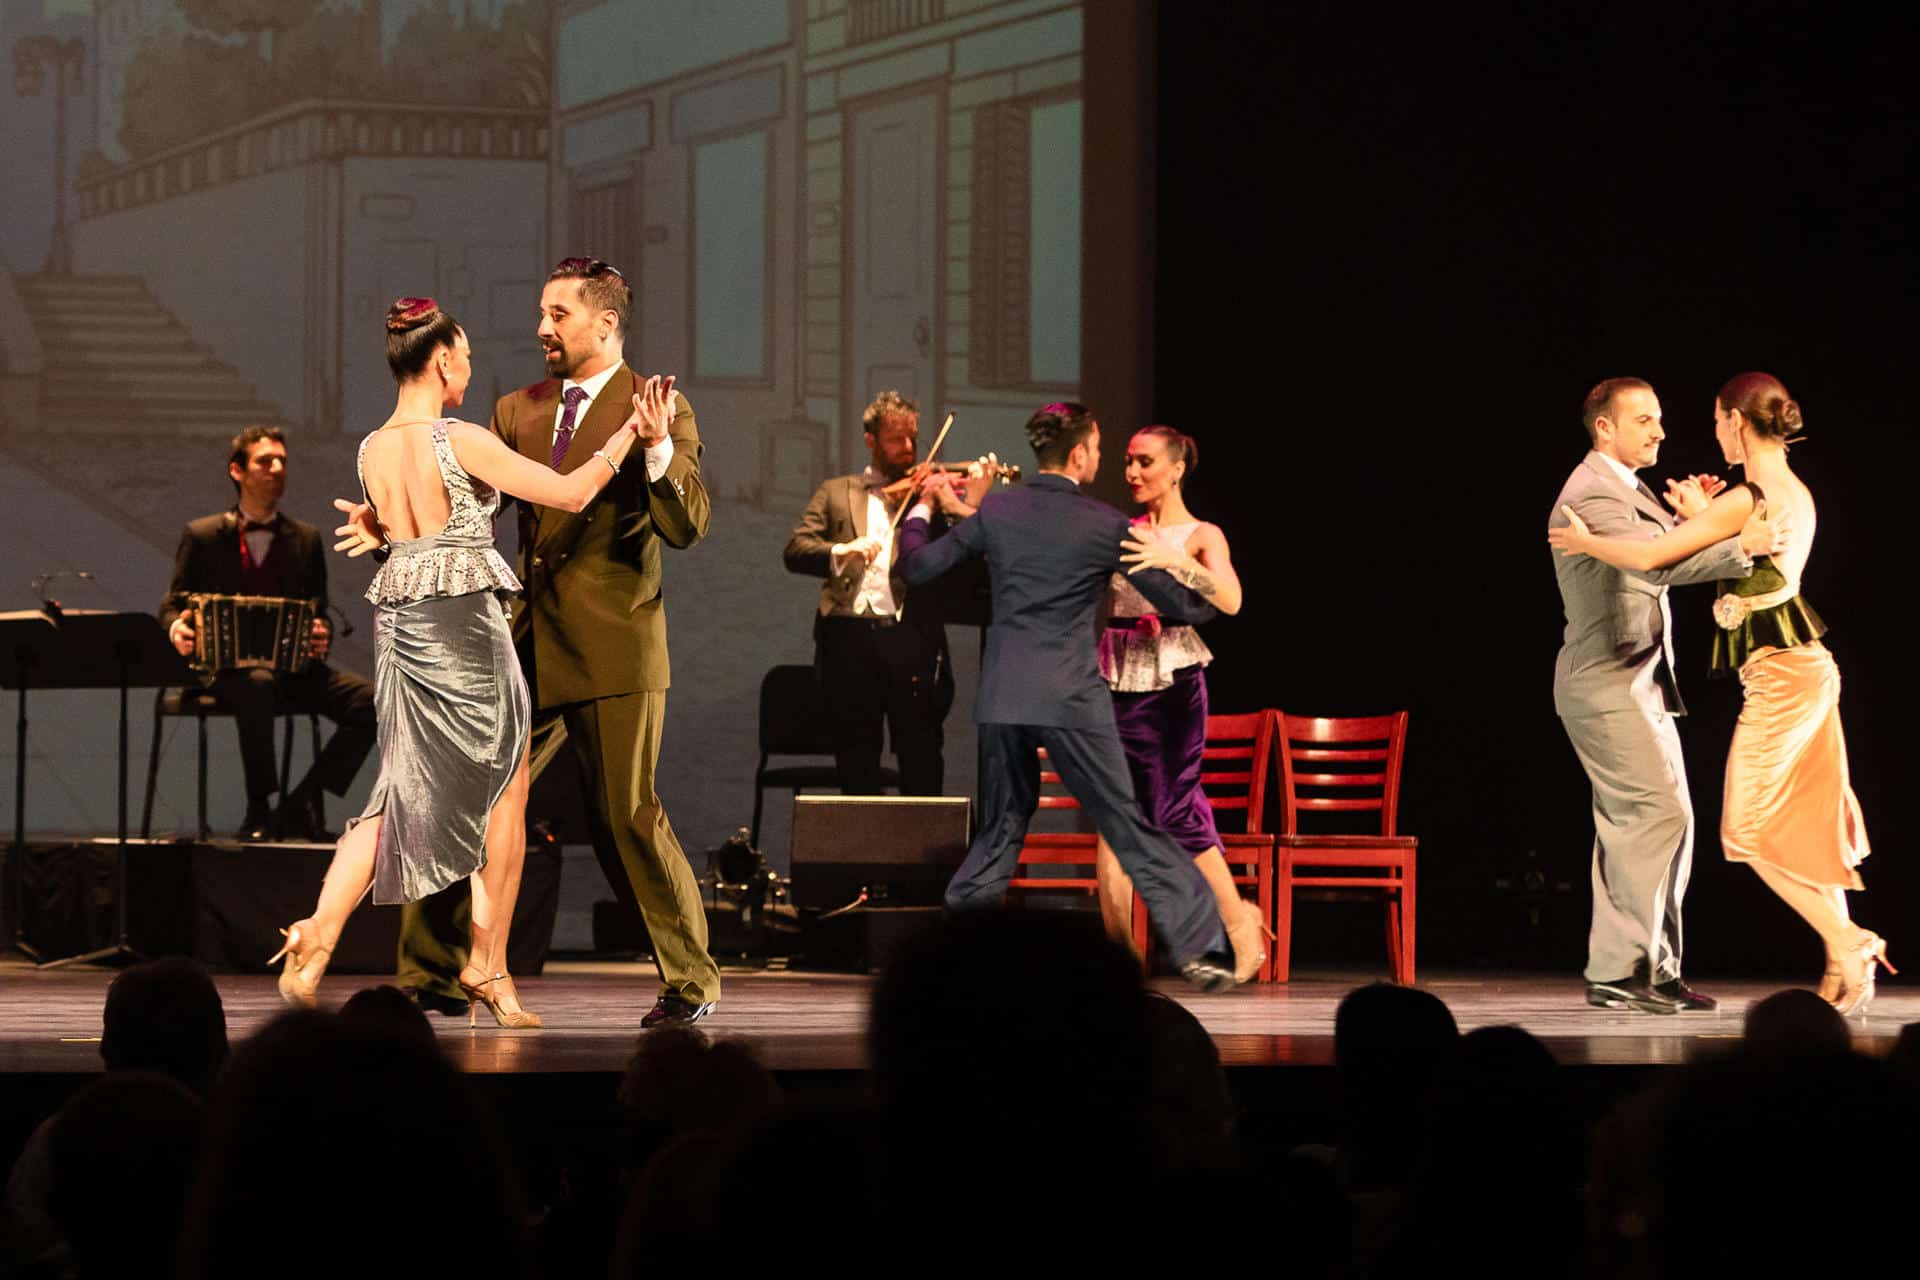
[1547,505,1594,557]
[333,497,384,557]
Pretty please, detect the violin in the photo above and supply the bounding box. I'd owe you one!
[879,458,1022,502]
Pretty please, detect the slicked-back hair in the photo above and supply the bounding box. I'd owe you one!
[384,297,463,382]
[1580,377,1653,441]
[548,256,633,339]
[1717,371,1805,442]
[1026,401,1097,469]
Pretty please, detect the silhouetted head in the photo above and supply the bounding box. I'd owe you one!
[101,956,229,1096]
[1743,987,1851,1054]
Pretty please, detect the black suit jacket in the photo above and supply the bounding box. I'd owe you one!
[160,510,330,633]
[897,474,1214,728]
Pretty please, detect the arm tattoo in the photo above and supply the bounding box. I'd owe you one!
[1174,563,1218,598]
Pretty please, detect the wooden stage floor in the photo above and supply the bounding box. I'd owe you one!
[2,957,1913,1075]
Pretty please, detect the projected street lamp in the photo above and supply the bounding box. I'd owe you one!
[13,35,85,276]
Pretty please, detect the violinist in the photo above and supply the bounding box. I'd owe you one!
[783,390,991,796]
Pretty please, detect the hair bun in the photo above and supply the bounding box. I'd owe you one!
[1777,398,1804,433]
[386,297,440,333]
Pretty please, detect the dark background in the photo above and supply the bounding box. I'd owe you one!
[1153,2,1916,976]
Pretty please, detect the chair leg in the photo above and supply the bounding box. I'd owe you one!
[750,763,768,850]
[1385,897,1402,980]
[1399,859,1417,986]
[1130,889,1150,973]
[1257,856,1275,984]
[279,715,297,803]
[140,691,166,840]
[308,715,322,826]
[195,714,210,839]
[1271,853,1293,983]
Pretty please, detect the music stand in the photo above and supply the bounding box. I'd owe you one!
[3,611,62,955]
[24,611,194,967]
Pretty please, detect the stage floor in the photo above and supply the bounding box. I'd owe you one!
[1,957,1912,1075]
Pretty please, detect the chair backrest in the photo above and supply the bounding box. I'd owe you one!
[758,665,833,756]
[1034,748,1082,814]
[1199,711,1274,833]
[1272,711,1409,836]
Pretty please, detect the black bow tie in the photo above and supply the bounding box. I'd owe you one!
[240,517,278,533]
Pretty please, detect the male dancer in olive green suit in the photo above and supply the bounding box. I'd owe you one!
[396,257,720,1026]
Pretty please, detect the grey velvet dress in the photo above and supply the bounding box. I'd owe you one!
[353,420,530,904]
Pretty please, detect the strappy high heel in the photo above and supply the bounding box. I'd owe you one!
[1226,898,1273,985]
[458,971,542,1029]
[1833,930,1895,1018]
[268,919,333,1009]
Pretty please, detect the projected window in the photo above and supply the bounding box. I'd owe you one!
[693,129,771,382]
[970,91,1082,390]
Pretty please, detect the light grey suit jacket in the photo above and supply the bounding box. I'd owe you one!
[1548,451,1751,719]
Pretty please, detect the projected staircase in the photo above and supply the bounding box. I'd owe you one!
[13,273,282,436]
[2,273,288,551]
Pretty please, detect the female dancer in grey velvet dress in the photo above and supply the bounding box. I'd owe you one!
[271,297,672,1025]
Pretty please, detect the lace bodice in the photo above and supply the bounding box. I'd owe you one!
[358,420,521,606]
[1099,519,1213,693]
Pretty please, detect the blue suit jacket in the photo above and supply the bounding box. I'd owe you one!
[897,473,1216,728]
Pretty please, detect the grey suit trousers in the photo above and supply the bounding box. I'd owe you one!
[1561,706,1693,984]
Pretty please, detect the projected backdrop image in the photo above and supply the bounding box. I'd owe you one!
[0,0,1093,884]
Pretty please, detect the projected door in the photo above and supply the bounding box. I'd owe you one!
[848,91,940,463]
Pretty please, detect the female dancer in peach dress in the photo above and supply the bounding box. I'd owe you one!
[1550,372,1887,1013]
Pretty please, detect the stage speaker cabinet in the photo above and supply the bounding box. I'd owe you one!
[789,795,971,910]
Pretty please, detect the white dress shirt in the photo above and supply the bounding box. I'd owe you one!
[832,468,902,618]
[1595,450,1650,502]
[560,362,675,483]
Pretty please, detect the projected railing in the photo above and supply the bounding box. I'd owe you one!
[76,100,548,219]
[849,0,946,45]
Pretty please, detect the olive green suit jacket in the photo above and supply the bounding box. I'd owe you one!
[491,363,710,709]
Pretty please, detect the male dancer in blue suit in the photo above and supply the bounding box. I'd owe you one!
[897,402,1237,989]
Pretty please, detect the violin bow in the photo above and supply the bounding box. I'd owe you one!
[889,411,956,532]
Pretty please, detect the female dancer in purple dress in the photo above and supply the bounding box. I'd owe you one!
[1092,426,1263,981]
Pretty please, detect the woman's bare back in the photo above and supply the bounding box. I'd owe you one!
[360,422,455,542]
[1759,469,1817,584]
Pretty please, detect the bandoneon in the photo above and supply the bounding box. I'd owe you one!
[187,593,316,679]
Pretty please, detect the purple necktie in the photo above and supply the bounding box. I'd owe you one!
[551,386,588,469]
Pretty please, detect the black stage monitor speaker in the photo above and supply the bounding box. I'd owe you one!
[789,795,971,909]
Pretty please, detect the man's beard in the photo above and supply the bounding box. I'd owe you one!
[543,343,576,377]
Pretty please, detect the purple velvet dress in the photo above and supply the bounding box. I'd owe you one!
[1098,521,1221,858]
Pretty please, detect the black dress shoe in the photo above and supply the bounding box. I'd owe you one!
[272,805,336,843]
[1653,978,1718,1011]
[1586,975,1683,1014]
[402,987,472,1018]
[1179,952,1238,993]
[640,994,716,1028]
[235,806,273,842]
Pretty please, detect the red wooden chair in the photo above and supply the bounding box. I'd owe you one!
[1270,711,1417,984]
[1006,748,1100,894]
[1127,711,1278,982]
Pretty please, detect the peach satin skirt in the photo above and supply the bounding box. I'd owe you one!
[1721,644,1868,890]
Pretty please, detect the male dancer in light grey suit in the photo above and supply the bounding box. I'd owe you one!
[1549,377,1782,1014]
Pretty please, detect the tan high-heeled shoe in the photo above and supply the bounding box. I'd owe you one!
[1833,930,1896,1017]
[1226,898,1273,985]
[459,971,542,1029]
[268,919,333,1009]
